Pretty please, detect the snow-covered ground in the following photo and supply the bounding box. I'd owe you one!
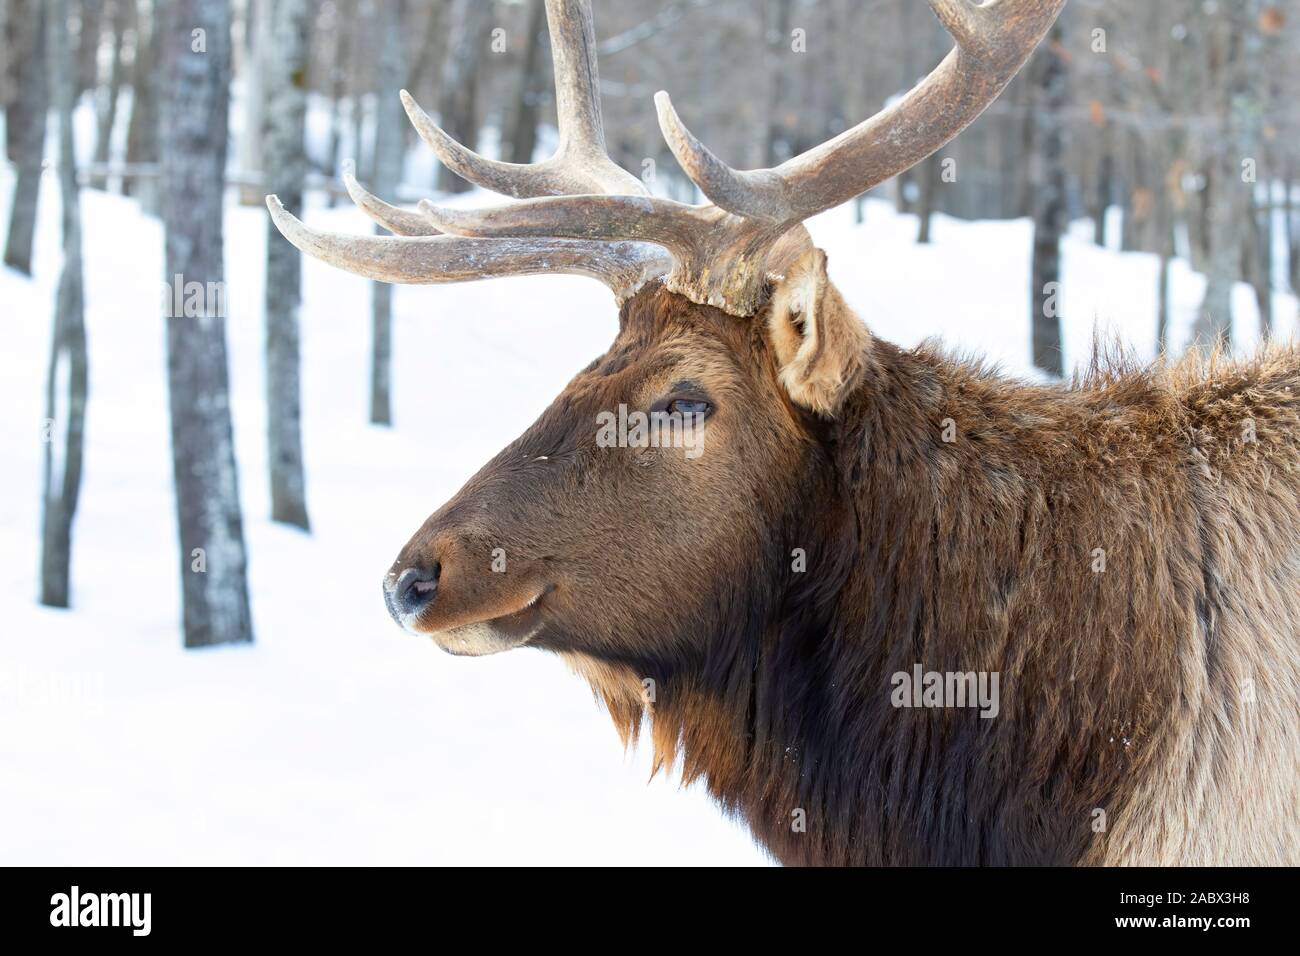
[2,142,1296,865]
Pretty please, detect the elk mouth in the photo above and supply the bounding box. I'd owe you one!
[423,585,555,657]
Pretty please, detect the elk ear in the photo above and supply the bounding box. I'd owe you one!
[766,247,870,417]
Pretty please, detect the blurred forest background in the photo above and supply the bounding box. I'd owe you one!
[3,0,1300,648]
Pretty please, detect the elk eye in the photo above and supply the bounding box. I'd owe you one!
[667,398,712,417]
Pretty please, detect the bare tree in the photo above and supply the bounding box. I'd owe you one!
[237,0,272,204]
[348,0,372,186]
[90,0,132,190]
[161,0,254,648]
[1154,157,1178,354]
[505,0,547,165]
[434,0,494,193]
[915,154,942,244]
[913,17,948,245]
[0,0,10,112]
[1030,26,1067,377]
[404,0,447,104]
[1245,185,1272,341]
[262,0,311,528]
[40,0,88,608]
[3,0,47,275]
[1246,7,1285,341]
[1191,1,1262,352]
[124,0,161,212]
[369,0,405,424]
[77,0,107,94]
[1289,163,1300,306]
[321,0,351,204]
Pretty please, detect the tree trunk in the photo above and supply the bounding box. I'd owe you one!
[237,0,271,204]
[0,0,11,122]
[762,0,793,168]
[3,0,48,275]
[1287,168,1299,299]
[1195,162,1240,349]
[892,0,916,215]
[916,153,941,244]
[505,0,545,165]
[40,0,89,609]
[1118,132,1139,252]
[404,0,446,114]
[90,0,131,190]
[1191,1,1260,353]
[1014,78,1037,219]
[262,0,310,528]
[434,0,492,194]
[124,0,160,211]
[369,0,404,425]
[348,0,371,185]
[323,2,350,206]
[77,0,106,95]
[1185,183,1209,275]
[161,0,254,648]
[1153,155,1176,355]
[1030,29,1066,378]
[914,19,946,241]
[1245,198,1271,340]
[1156,251,1172,355]
[1092,146,1113,246]
[1155,207,1174,355]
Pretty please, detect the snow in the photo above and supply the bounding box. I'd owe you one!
[1,150,1296,865]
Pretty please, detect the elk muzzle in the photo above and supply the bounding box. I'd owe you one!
[383,530,552,656]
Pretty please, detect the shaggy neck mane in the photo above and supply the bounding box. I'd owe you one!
[569,333,1300,865]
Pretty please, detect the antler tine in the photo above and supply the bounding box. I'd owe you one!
[400,91,569,199]
[655,0,1065,222]
[545,0,616,161]
[343,168,442,237]
[416,193,704,254]
[400,0,644,200]
[927,0,1021,66]
[654,92,788,221]
[266,196,670,300]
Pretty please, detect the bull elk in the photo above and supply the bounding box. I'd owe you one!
[268,0,1300,865]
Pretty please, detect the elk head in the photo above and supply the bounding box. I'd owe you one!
[268,0,1063,681]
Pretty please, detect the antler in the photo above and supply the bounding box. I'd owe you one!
[268,0,1064,316]
[397,0,646,199]
[267,0,668,302]
[654,0,1067,226]
[266,195,668,291]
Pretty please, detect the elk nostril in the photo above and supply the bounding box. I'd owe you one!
[395,563,439,613]
[411,562,440,595]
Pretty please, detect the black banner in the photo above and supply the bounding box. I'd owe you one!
[0,866,1285,943]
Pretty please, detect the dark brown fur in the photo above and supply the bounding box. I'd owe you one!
[397,280,1300,865]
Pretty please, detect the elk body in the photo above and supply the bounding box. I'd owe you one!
[269,0,1300,865]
